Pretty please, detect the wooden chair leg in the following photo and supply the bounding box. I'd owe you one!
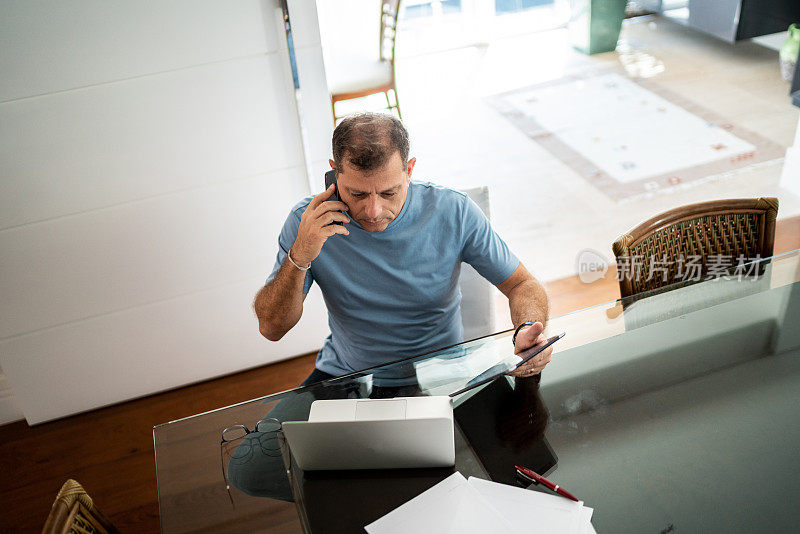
[331,98,338,123]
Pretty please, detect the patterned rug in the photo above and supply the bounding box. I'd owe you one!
[489,71,786,202]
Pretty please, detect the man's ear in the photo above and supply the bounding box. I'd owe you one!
[406,157,417,179]
[329,159,336,170]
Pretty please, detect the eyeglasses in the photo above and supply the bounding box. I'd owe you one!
[219,418,282,506]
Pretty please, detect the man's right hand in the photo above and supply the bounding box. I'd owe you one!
[290,184,350,266]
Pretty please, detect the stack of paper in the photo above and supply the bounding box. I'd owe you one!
[364,472,595,534]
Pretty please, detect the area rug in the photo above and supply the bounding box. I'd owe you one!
[489,70,786,202]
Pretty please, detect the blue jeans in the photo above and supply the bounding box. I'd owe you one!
[300,367,336,386]
[226,366,422,499]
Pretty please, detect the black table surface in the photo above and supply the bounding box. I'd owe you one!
[286,377,557,534]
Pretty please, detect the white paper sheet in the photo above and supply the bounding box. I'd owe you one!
[581,507,598,534]
[364,472,521,534]
[467,476,592,534]
[364,472,597,534]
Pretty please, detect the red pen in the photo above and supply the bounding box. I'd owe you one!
[515,465,580,502]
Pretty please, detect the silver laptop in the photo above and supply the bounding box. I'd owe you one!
[281,396,455,471]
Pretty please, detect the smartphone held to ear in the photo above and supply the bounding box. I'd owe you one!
[324,170,343,225]
[325,170,340,202]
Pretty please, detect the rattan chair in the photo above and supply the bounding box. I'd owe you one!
[612,198,778,299]
[328,0,402,122]
[42,479,118,534]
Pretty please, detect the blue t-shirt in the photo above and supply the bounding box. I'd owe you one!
[267,181,519,375]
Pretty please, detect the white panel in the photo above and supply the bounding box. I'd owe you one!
[290,0,334,191]
[687,0,740,43]
[0,55,303,229]
[0,168,310,338]
[0,281,330,424]
[294,46,335,188]
[0,0,280,102]
[288,0,323,49]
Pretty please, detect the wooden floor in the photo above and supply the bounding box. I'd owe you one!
[2,217,799,533]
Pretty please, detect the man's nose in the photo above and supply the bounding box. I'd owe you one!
[365,196,382,219]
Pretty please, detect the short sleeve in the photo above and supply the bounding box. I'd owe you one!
[460,195,519,286]
[266,202,314,294]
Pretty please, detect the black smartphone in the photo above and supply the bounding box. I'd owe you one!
[324,169,343,225]
[324,169,340,202]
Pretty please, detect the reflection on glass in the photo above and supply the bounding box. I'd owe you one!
[221,252,800,500]
[220,418,282,505]
[155,251,800,532]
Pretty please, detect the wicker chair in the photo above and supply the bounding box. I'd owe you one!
[328,0,402,122]
[612,198,778,299]
[42,479,118,534]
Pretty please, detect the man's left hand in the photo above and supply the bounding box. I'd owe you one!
[509,321,552,378]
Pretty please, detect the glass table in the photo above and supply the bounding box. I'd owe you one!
[154,250,800,533]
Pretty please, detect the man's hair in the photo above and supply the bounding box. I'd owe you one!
[332,112,410,172]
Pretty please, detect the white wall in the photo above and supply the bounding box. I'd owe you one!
[780,114,800,196]
[0,0,331,424]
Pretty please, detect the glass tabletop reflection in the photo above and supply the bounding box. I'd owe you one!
[154,251,800,533]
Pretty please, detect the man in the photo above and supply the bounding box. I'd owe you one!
[254,112,552,384]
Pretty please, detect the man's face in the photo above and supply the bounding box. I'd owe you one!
[330,152,416,233]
